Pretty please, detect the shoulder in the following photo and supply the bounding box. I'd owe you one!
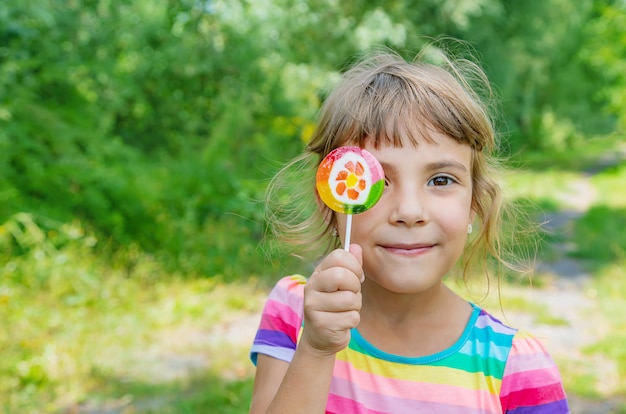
[500,330,570,412]
[506,330,560,373]
[470,306,519,352]
[469,307,570,411]
[473,306,518,337]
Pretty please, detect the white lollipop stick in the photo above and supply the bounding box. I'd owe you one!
[344,214,353,251]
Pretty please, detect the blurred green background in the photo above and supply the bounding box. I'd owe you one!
[1,0,625,412]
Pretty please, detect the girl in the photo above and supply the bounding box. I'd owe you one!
[250,46,570,413]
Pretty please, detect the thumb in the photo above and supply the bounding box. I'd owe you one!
[348,244,365,282]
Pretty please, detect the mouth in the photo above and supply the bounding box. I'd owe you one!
[379,243,435,256]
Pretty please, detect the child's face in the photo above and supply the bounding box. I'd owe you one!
[336,130,475,295]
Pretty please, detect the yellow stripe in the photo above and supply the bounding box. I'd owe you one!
[336,351,502,394]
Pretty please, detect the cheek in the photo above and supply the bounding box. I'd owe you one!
[341,206,379,239]
[433,198,473,232]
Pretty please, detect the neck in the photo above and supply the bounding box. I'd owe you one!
[360,280,456,325]
[358,281,472,357]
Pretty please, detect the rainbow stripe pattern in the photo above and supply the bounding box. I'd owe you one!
[251,276,570,414]
[316,146,385,214]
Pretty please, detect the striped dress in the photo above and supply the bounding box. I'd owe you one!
[251,275,570,414]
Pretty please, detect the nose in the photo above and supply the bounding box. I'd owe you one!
[388,185,428,226]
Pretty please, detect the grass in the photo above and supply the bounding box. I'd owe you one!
[74,372,255,413]
[572,163,626,261]
[150,376,255,414]
[0,219,267,412]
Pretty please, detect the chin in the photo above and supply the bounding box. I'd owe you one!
[374,277,442,295]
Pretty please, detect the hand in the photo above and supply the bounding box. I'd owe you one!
[300,244,364,356]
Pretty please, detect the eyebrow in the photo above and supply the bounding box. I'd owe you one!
[380,160,469,174]
[424,160,469,173]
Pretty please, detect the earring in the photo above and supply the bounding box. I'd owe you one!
[467,224,473,235]
[332,227,339,238]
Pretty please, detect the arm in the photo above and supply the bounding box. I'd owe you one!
[249,355,289,414]
[249,245,364,414]
[250,344,336,414]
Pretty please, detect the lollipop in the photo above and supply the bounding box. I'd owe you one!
[316,146,385,250]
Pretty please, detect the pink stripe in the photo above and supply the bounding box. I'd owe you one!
[326,393,387,414]
[504,351,555,375]
[333,360,501,411]
[329,377,501,414]
[502,382,567,408]
[258,314,296,343]
[501,365,563,396]
[261,299,301,327]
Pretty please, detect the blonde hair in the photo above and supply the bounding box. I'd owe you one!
[266,43,527,281]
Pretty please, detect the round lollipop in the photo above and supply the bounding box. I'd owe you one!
[316,146,385,250]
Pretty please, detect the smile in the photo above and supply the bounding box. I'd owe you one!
[380,243,435,256]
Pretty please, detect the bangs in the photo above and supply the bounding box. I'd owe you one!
[343,69,482,152]
[348,72,436,149]
[308,52,491,161]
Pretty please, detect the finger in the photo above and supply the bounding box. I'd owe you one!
[348,243,363,266]
[308,266,362,294]
[305,309,361,334]
[317,248,362,275]
[306,289,362,313]
[348,244,365,282]
[315,249,363,283]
